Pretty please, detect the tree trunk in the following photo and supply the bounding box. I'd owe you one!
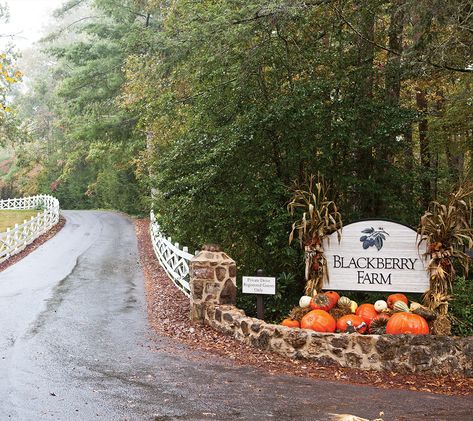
[416,88,431,209]
[385,2,403,106]
[354,7,376,216]
[445,134,465,183]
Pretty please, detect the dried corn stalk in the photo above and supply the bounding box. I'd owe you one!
[288,174,342,296]
[418,182,473,315]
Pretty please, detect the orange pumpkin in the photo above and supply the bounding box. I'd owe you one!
[387,293,408,309]
[281,318,300,328]
[301,310,336,333]
[310,293,335,312]
[385,312,429,335]
[324,291,340,307]
[336,314,367,334]
[355,303,378,327]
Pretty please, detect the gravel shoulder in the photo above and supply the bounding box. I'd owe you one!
[135,218,473,397]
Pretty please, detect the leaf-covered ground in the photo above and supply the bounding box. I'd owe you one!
[135,218,473,397]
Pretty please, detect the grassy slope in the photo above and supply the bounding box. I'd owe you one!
[0,210,40,232]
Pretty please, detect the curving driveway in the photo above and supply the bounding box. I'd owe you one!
[0,211,471,420]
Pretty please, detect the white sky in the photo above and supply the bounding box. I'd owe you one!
[1,0,65,50]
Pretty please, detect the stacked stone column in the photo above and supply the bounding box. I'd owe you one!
[189,247,237,322]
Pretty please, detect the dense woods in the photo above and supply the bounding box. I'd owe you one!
[1,0,472,320]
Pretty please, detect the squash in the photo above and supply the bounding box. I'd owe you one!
[337,296,351,309]
[355,303,378,327]
[387,293,408,309]
[374,300,388,313]
[369,313,390,334]
[324,291,340,307]
[393,300,410,313]
[385,312,429,335]
[281,318,300,328]
[299,296,312,308]
[410,301,422,311]
[300,310,336,333]
[310,293,335,312]
[350,300,358,313]
[336,314,367,334]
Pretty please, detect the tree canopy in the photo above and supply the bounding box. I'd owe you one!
[3,0,473,312]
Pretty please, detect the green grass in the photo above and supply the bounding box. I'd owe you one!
[0,210,40,232]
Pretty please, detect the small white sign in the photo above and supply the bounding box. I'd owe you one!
[242,276,276,295]
[322,220,429,293]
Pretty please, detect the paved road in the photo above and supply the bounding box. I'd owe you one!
[0,211,471,421]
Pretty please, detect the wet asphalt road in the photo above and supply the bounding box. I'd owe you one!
[0,210,471,421]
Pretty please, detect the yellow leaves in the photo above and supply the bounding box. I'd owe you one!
[0,53,22,113]
[0,68,22,84]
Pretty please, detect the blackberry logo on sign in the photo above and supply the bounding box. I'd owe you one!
[323,220,429,293]
[360,227,389,251]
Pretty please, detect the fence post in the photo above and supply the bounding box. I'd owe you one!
[189,245,237,323]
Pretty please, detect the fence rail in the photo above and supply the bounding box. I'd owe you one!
[149,211,193,297]
[0,195,60,264]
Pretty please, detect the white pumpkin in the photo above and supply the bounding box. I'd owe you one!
[374,300,388,313]
[299,295,312,308]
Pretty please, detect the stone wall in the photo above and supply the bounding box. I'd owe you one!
[202,304,472,376]
[189,250,473,377]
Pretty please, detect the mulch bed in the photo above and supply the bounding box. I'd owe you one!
[136,218,473,397]
[0,216,66,272]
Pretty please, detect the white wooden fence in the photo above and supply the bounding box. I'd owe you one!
[149,211,193,297]
[0,195,60,264]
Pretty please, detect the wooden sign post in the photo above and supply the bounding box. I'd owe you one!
[242,270,276,320]
[322,220,430,293]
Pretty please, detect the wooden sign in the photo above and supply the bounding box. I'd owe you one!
[322,220,429,293]
[242,276,276,295]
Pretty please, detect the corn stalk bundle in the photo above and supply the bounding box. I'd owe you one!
[417,182,473,315]
[288,174,342,296]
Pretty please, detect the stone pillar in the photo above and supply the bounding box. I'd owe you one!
[189,245,237,322]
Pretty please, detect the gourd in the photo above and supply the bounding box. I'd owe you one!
[410,301,422,311]
[350,300,358,313]
[374,300,388,313]
[412,306,437,321]
[300,310,336,333]
[310,293,335,312]
[393,300,410,313]
[336,314,367,334]
[299,296,312,308]
[337,296,351,309]
[369,313,390,334]
[281,318,300,328]
[324,291,340,307]
[387,293,408,309]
